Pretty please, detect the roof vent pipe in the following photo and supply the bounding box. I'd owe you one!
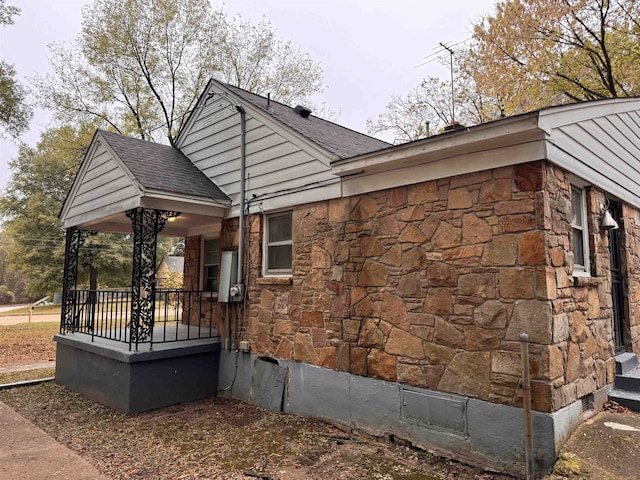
[443,121,465,132]
[294,105,312,118]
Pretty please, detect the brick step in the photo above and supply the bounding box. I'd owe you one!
[615,352,639,375]
[608,389,640,412]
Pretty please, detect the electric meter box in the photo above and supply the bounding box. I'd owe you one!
[218,251,238,303]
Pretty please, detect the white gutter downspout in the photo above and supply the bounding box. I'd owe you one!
[236,105,246,290]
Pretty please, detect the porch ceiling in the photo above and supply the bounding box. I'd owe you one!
[75,206,225,237]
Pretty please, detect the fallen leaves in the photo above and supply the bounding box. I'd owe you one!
[0,383,516,480]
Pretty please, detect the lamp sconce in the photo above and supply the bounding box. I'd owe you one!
[600,204,619,231]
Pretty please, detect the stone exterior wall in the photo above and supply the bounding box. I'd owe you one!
[183,159,640,414]
[183,219,239,336]
[183,235,201,292]
[182,234,217,331]
[622,204,640,354]
[544,165,615,411]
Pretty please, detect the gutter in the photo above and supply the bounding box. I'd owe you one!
[331,112,543,176]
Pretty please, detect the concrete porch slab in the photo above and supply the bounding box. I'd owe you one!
[55,331,221,413]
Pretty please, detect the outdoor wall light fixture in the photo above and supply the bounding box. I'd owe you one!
[600,204,619,230]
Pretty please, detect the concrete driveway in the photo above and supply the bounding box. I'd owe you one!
[0,304,27,314]
[0,305,59,326]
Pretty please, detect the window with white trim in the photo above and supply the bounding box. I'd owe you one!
[264,211,293,276]
[570,183,590,276]
[202,238,219,291]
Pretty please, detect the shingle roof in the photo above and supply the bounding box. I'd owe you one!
[224,84,390,159]
[161,256,184,273]
[99,130,230,204]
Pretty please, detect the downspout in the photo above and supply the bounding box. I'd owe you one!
[236,105,246,291]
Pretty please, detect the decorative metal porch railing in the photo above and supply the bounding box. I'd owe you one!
[60,288,218,350]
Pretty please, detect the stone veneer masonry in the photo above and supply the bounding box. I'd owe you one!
[184,160,640,415]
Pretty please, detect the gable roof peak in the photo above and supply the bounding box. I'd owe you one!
[188,79,391,160]
[96,129,230,203]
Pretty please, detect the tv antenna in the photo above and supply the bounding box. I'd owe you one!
[439,42,455,123]
[417,39,467,124]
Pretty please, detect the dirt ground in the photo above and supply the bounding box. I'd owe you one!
[0,322,58,367]
[0,383,515,480]
[0,319,617,480]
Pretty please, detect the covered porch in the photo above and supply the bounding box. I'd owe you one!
[55,130,231,412]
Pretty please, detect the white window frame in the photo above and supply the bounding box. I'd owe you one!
[570,179,590,277]
[201,237,220,292]
[263,211,293,277]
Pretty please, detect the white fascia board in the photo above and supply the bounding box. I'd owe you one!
[62,195,142,229]
[332,113,543,177]
[142,189,231,208]
[342,141,546,197]
[140,195,228,217]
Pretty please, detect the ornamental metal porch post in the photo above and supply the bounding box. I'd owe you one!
[60,227,96,334]
[126,208,179,348]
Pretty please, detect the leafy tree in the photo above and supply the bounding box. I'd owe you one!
[0,285,15,304]
[0,0,31,138]
[370,0,640,143]
[0,125,132,296]
[214,14,324,105]
[368,51,503,143]
[34,0,325,146]
[367,79,447,143]
[169,238,185,256]
[0,235,28,302]
[470,0,640,115]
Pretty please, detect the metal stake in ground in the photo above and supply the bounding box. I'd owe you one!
[520,333,535,479]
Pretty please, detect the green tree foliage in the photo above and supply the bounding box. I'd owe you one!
[0,285,15,304]
[0,235,27,302]
[0,125,132,296]
[0,0,31,138]
[34,0,325,146]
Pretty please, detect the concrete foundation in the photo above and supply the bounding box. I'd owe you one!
[218,350,604,477]
[55,333,221,413]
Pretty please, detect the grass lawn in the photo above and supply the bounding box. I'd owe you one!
[0,367,55,384]
[0,322,58,368]
[0,304,61,317]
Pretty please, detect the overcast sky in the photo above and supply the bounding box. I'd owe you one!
[0,0,497,191]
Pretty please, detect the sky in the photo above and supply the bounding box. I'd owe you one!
[0,0,497,191]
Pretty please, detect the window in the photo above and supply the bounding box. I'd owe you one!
[264,211,293,276]
[570,184,590,275]
[202,238,219,291]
